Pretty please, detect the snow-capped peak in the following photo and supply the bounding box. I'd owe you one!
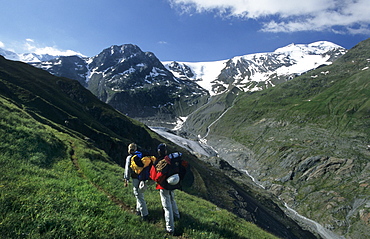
[274,41,344,55]
[164,41,346,95]
[0,47,84,63]
[163,60,228,94]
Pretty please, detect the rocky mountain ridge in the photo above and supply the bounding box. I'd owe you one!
[29,44,209,122]
[1,41,346,124]
[164,41,346,95]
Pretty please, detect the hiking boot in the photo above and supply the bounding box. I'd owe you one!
[163,230,174,238]
[141,215,149,221]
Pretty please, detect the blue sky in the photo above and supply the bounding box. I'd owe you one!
[1,0,369,62]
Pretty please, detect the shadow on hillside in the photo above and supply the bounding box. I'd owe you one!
[148,208,248,239]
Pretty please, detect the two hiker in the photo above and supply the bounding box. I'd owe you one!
[124,142,187,235]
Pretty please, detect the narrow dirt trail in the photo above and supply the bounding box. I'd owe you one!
[68,141,132,211]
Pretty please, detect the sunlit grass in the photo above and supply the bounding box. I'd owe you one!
[0,96,277,238]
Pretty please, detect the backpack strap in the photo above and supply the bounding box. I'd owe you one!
[156,158,168,172]
[132,154,144,167]
[131,155,156,174]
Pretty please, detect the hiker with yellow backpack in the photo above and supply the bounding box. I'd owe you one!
[124,143,156,221]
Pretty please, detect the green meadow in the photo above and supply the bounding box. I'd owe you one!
[0,96,277,238]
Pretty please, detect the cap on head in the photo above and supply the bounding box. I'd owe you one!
[157,143,167,156]
[128,143,137,154]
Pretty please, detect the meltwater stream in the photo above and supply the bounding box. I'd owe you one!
[150,126,344,239]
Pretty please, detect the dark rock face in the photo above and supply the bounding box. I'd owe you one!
[166,61,195,79]
[32,55,89,87]
[31,44,209,121]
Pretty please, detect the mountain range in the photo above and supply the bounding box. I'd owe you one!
[1,41,346,125]
[164,41,346,95]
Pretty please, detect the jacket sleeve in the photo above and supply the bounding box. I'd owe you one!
[149,165,157,181]
[124,155,132,180]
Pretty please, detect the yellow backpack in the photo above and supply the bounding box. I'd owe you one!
[130,155,156,174]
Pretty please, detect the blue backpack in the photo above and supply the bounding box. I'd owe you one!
[138,166,151,181]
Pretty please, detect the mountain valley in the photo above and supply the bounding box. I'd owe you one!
[1,38,369,238]
[179,38,370,238]
[0,55,317,238]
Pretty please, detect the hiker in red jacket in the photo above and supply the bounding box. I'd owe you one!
[150,143,184,236]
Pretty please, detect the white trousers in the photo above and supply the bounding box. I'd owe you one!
[160,189,180,233]
[132,178,148,217]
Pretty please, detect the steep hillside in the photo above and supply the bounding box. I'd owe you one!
[0,55,152,166]
[182,38,370,238]
[0,56,317,238]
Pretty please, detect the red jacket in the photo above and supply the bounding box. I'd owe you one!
[150,155,179,190]
[150,154,187,190]
[149,164,166,189]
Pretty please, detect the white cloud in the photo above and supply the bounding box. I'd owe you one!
[1,39,84,56]
[23,40,84,56]
[171,0,331,17]
[158,41,168,44]
[169,0,370,34]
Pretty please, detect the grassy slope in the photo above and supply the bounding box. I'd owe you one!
[0,56,278,238]
[209,39,370,237]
